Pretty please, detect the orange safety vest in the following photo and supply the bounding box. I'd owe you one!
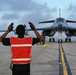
[10,37,32,64]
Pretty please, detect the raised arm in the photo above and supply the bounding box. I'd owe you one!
[0,23,13,42]
[28,22,43,42]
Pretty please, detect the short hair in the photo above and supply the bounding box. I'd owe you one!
[16,25,25,35]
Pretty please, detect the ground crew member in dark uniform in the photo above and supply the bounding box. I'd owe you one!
[0,22,43,75]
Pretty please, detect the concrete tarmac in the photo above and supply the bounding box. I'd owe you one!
[0,42,76,75]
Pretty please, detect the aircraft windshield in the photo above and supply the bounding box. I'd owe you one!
[56,18,65,23]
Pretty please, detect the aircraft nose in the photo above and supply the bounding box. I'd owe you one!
[58,24,62,27]
[58,24,63,31]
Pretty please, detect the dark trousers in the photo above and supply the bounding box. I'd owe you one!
[12,63,30,75]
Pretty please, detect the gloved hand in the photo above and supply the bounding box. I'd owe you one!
[28,22,35,30]
[8,23,14,32]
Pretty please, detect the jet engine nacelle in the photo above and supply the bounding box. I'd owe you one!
[65,31,76,36]
[42,30,54,36]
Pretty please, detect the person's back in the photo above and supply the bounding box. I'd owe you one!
[10,36,32,75]
[10,36,32,64]
[0,22,43,75]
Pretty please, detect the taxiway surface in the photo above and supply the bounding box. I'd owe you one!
[0,42,76,75]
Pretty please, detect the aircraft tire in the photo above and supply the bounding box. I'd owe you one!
[65,38,67,42]
[49,38,51,42]
[65,38,71,42]
[69,38,71,42]
[53,38,55,42]
[58,39,62,43]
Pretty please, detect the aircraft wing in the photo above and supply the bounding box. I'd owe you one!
[66,20,76,23]
[39,20,54,23]
[66,24,76,30]
[27,27,53,31]
[64,25,76,36]
[0,27,53,32]
[0,30,15,32]
[0,30,7,32]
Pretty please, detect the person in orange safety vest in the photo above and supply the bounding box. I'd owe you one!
[10,36,32,64]
[0,22,43,75]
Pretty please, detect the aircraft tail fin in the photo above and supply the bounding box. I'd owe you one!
[59,8,61,18]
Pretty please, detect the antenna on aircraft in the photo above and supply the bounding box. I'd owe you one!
[59,8,61,18]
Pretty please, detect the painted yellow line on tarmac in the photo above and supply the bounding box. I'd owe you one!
[42,43,51,46]
[36,42,41,46]
[36,42,51,46]
[60,43,68,75]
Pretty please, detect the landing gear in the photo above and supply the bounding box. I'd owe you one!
[65,38,71,42]
[58,39,62,43]
[49,38,55,42]
[69,38,71,42]
[49,38,51,42]
[58,31,62,43]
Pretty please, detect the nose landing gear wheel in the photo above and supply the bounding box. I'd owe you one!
[58,39,62,43]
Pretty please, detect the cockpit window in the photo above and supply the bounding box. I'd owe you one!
[56,18,65,23]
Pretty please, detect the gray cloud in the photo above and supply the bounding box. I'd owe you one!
[67,3,76,13]
[2,12,19,20]
[0,0,57,22]
[66,3,76,19]
[66,4,76,26]
[0,0,51,12]
[0,23,8,30]
[0,0,32,11]
[0,0,57,36]
[68,13,76,20]
[0,0,57,21]
[19,7,57,29]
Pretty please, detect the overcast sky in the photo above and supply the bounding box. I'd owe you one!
[0,0,76,37]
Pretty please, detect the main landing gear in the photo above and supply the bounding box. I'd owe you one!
[58,39,62,43]
[49,38,55,42]
[65,38,71,42]
[49,35,55,42]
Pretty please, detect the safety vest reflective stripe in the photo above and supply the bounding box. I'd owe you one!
[11,44,32,47]
[12,58,31,61]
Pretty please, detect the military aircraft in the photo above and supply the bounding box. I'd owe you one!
[35,9,76,43]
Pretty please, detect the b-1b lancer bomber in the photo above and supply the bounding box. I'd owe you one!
[37,10,76,43]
